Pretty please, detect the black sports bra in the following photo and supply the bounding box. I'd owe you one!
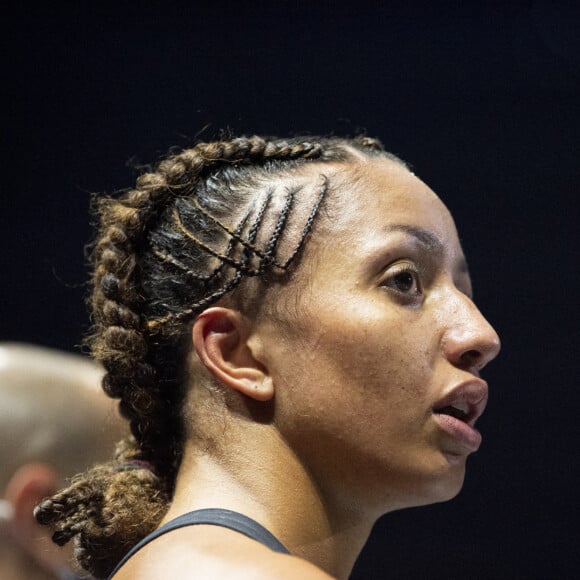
[108,508,290,578]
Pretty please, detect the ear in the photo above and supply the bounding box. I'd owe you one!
[4,463,73,572]
[4,462,59,539]
[5,463,59,533]
[192,307,274,401]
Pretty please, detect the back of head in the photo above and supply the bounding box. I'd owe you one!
[0,342,124,579]
[33,134,406,578]
[0,342,120,491]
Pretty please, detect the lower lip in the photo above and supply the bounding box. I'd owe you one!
[433,413,482,453]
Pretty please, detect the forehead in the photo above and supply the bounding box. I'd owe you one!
[315,157,462,254]
[337,158,451,227]
[267,157,473,299]
[249,157,470,317]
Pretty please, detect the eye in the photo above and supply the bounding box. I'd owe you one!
[382,263,423,299]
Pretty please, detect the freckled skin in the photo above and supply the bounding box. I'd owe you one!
[254,158,500,519]
[119,156,501,580]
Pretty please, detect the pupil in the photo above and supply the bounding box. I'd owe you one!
[396,272,414,291]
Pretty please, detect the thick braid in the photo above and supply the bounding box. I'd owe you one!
[34,134,394,578]
[91,137,325,456]
[93,137,327,459]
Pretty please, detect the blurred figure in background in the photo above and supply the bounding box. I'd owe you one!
[0,342,124,580]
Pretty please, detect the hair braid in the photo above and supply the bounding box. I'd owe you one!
[34,133,398,578]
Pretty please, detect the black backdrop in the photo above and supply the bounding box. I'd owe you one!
[3,2,579,578]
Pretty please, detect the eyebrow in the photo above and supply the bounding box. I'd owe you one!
[384,224,470,274]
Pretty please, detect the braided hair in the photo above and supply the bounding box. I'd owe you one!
[34,134,397,578]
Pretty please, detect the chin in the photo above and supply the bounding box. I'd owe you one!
[374,458,468,514]
[431,453,468,502]
[407,453,468,508]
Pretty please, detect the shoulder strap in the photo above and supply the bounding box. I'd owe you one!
[108,508,290,578]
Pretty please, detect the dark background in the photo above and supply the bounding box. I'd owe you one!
[3,1,579,578]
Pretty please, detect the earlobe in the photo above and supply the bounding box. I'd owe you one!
[193,307,274,402]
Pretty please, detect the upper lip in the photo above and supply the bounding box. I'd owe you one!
[433,380,489,426]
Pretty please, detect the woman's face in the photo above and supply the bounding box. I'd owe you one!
[254,157,501,517]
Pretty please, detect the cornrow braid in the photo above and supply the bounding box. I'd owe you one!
[34,133,399,578]
[146,176,327,330]
[91,137,330,459]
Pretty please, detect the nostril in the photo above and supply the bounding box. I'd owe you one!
[460,349,482,370]
[442,317,501,371]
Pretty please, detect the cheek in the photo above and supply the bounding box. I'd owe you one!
[278,308,433,415]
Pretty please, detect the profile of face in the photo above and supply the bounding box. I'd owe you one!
[252,157,501,517]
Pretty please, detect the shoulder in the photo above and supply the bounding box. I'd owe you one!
[113,524,335,580]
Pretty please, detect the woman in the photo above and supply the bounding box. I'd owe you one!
[35,135,500,579]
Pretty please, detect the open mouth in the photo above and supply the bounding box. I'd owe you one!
[432,380,489,447]
[434,402,470,423]
[433,400,482,452]
[432,382,488,452]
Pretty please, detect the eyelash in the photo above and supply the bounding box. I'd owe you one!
[381,263,423,300]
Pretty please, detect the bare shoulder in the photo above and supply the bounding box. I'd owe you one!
[114,524,335,579]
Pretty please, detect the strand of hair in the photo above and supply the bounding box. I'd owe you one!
[172,208,264,276]
[187,196,280,265]
[279,175,329,269]
[147,269,245,330]
[260,187,296,272]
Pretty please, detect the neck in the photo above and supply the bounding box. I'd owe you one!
[166,425,374,580]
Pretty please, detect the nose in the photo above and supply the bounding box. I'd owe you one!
[441,293,501,372]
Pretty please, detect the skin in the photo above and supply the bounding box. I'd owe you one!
[116,157,500,580]
[261,158,500,512]
[0,343,125,580]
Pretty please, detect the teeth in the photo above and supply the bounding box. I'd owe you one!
[451,401,469,415]
[435,401,470,421]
